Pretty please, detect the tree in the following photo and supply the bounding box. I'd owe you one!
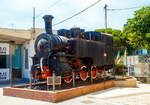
[95,28,128,52]
[123,6,150,51]
[95,28,112,34]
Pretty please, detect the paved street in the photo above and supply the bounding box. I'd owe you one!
[0,83,150,105]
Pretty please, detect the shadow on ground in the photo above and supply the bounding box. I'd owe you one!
[0,80,28,88]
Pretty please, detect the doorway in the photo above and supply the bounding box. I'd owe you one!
[12,45,22,80]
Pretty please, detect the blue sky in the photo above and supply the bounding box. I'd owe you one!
[0,0,149,31]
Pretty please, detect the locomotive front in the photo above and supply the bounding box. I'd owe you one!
[32,14,114,84]
[35,15,68,58]
[33,15,70,79]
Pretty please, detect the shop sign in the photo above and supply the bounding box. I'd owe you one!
[0,69,9,81]
[0,43,9,55]
[142,49,148,55]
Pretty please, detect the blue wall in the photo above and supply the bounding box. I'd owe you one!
[12,45,22,69]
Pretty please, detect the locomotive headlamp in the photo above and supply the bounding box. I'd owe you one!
[37,38,48,52]
[34,33,51,58]
[104,53,107,57]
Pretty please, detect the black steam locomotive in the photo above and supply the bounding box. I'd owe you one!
[31,15,114,83]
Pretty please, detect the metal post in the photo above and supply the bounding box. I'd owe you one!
[128,65,130,76]
[91,71,93,84]
[30,70,32,89]
[72,70,75,87]
[112,47,115,77]
[46,77,50,91]
[89,32,91,40]
[104,67,106,76]
[147,64,150,83]
[33,7,36,39]
[52,71,55,91]
[9,44,13,87]
[47,84,49,91]
[21,45,24,80]
[125,47,127,66]
[47,84,50,91]
[104,4,108,33]
[59,85,61,90]
[104,66,107,81]
[103,67,106,89]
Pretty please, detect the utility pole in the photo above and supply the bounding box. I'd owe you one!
[9,43,13,87]
[33,7,36,39]
[30,7,35,89]
[104,4,108,33]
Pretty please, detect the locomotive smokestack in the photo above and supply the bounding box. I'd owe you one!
[43,15,54,35]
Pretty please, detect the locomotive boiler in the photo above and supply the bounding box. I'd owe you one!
[31,15,114,83]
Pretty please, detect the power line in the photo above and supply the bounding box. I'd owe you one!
[107,6,142,11]
[36,0,63,18]
[53,0,103,26]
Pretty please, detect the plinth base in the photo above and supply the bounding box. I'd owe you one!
[3,80,114,102]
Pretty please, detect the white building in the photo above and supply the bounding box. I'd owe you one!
[0,28,57,82]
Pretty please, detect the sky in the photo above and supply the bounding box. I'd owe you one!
[0,0,150,31]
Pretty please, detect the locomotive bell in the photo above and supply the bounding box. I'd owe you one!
[43,15,54,35]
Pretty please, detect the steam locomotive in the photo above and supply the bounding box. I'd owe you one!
[31,15,114,84]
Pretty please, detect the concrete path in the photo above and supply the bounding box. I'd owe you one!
[0,83,150,105]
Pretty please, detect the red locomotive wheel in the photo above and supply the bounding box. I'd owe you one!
[41,66,51,79]
[64,75,72,83]
[91,66,97,79]
[80,66,88,81]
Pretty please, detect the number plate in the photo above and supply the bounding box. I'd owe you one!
[47,76,61,85]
